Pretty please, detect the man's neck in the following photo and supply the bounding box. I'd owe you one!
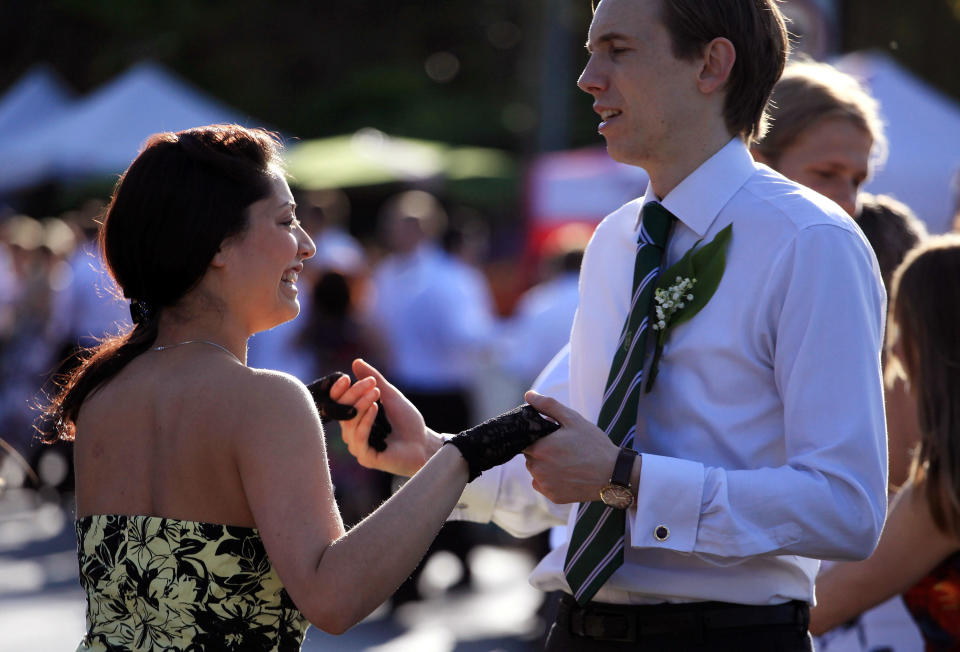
[647,130,738,200]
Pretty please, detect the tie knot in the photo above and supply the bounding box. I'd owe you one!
[640,202,675,248]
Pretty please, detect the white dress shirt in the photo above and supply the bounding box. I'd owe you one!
[452,138,888,606]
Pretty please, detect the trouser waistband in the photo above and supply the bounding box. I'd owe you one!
[559,593,810,643]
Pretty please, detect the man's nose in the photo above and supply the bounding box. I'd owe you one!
[577,56,604,94]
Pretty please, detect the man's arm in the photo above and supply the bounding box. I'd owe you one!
[452,344,575,536]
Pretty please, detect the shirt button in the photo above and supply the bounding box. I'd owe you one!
[654,525,670,542]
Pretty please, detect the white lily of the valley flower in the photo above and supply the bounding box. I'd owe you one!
[652,277,697,331]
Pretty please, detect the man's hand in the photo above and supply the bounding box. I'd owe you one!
[522,391,622,504]
[337,359,443,477]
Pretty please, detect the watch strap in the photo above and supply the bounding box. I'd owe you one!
[610,447,638,488]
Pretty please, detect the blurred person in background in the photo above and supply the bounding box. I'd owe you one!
[496,224,589,390]
[40,123,554,650]
[857,193,928,487]
[58,200,130,351]
[0,216,77,460]
[368,190,497,608]
[300,269,390,529]
[810,235,960,650]
[752,59,886,220]
[369,189,495,434]
[299,188,367,283]
[754,58,925,652]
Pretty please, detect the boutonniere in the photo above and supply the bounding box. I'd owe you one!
[645,223,733,392]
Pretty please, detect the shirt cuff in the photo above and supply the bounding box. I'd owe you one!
[630,453,704,553]
[448,462,503,523]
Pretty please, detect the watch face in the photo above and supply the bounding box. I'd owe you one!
[600,484,634,509]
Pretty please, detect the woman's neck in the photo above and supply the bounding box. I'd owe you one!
[154,310,249,366]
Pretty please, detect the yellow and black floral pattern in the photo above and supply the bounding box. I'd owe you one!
[76,514,308,651]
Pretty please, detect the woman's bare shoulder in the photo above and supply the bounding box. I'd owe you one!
[213,365,321,442]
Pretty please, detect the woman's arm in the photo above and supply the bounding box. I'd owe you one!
[231,367,556,634]
[231,370,468,634]
[809,481,960,635]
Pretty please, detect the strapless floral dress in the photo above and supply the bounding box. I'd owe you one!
[76,514,308,651]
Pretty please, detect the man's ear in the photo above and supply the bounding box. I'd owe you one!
[697,37,736,95]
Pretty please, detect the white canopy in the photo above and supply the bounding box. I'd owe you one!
[0,61,254,193]
[0,64,74,139]
[836,51,960,233]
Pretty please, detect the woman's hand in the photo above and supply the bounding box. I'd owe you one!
[306,372,359,422]
[335,359,442,477]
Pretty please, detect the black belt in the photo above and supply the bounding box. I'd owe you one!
[561,593,809,643]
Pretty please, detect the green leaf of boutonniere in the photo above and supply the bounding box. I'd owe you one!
[645,223,733,392]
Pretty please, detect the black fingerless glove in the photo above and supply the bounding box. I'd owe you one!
[306,372,393,452]
[444,404,560,482]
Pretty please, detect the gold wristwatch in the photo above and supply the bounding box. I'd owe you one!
[599,447,638,509]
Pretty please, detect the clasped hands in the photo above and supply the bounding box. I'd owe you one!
[311,359,625,504]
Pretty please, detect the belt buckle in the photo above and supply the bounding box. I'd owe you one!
[584,609,637,643]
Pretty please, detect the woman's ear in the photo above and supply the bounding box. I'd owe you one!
[210,247,227,268]
[697,37,736,96]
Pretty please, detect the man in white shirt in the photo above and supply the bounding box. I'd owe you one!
[344,0,887,648]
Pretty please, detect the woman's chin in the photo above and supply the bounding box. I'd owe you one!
[253,303,301,334]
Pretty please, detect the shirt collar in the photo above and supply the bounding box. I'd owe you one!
[636,138,757,237]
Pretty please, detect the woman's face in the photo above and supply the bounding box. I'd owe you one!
[765,117,873,218]
[217,173,316,333]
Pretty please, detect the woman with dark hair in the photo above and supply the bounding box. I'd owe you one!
[810,235,960,648]
[43,124,555,650]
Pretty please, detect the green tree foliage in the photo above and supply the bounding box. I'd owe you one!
[1,0,596,150]
[842,0,960,103]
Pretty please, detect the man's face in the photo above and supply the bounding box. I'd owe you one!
[578,0,704,169]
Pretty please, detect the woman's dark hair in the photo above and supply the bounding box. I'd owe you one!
[888,235,960,536]
[41,124,283,441]
[658,0,789,143]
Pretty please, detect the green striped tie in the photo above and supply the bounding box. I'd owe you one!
[563,201,674,605]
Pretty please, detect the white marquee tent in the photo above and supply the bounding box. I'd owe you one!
[836,51,960,233]
[0,61,255,194]
[0,64,74,140]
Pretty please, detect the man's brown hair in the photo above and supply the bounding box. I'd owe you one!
[658,0,789,143]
